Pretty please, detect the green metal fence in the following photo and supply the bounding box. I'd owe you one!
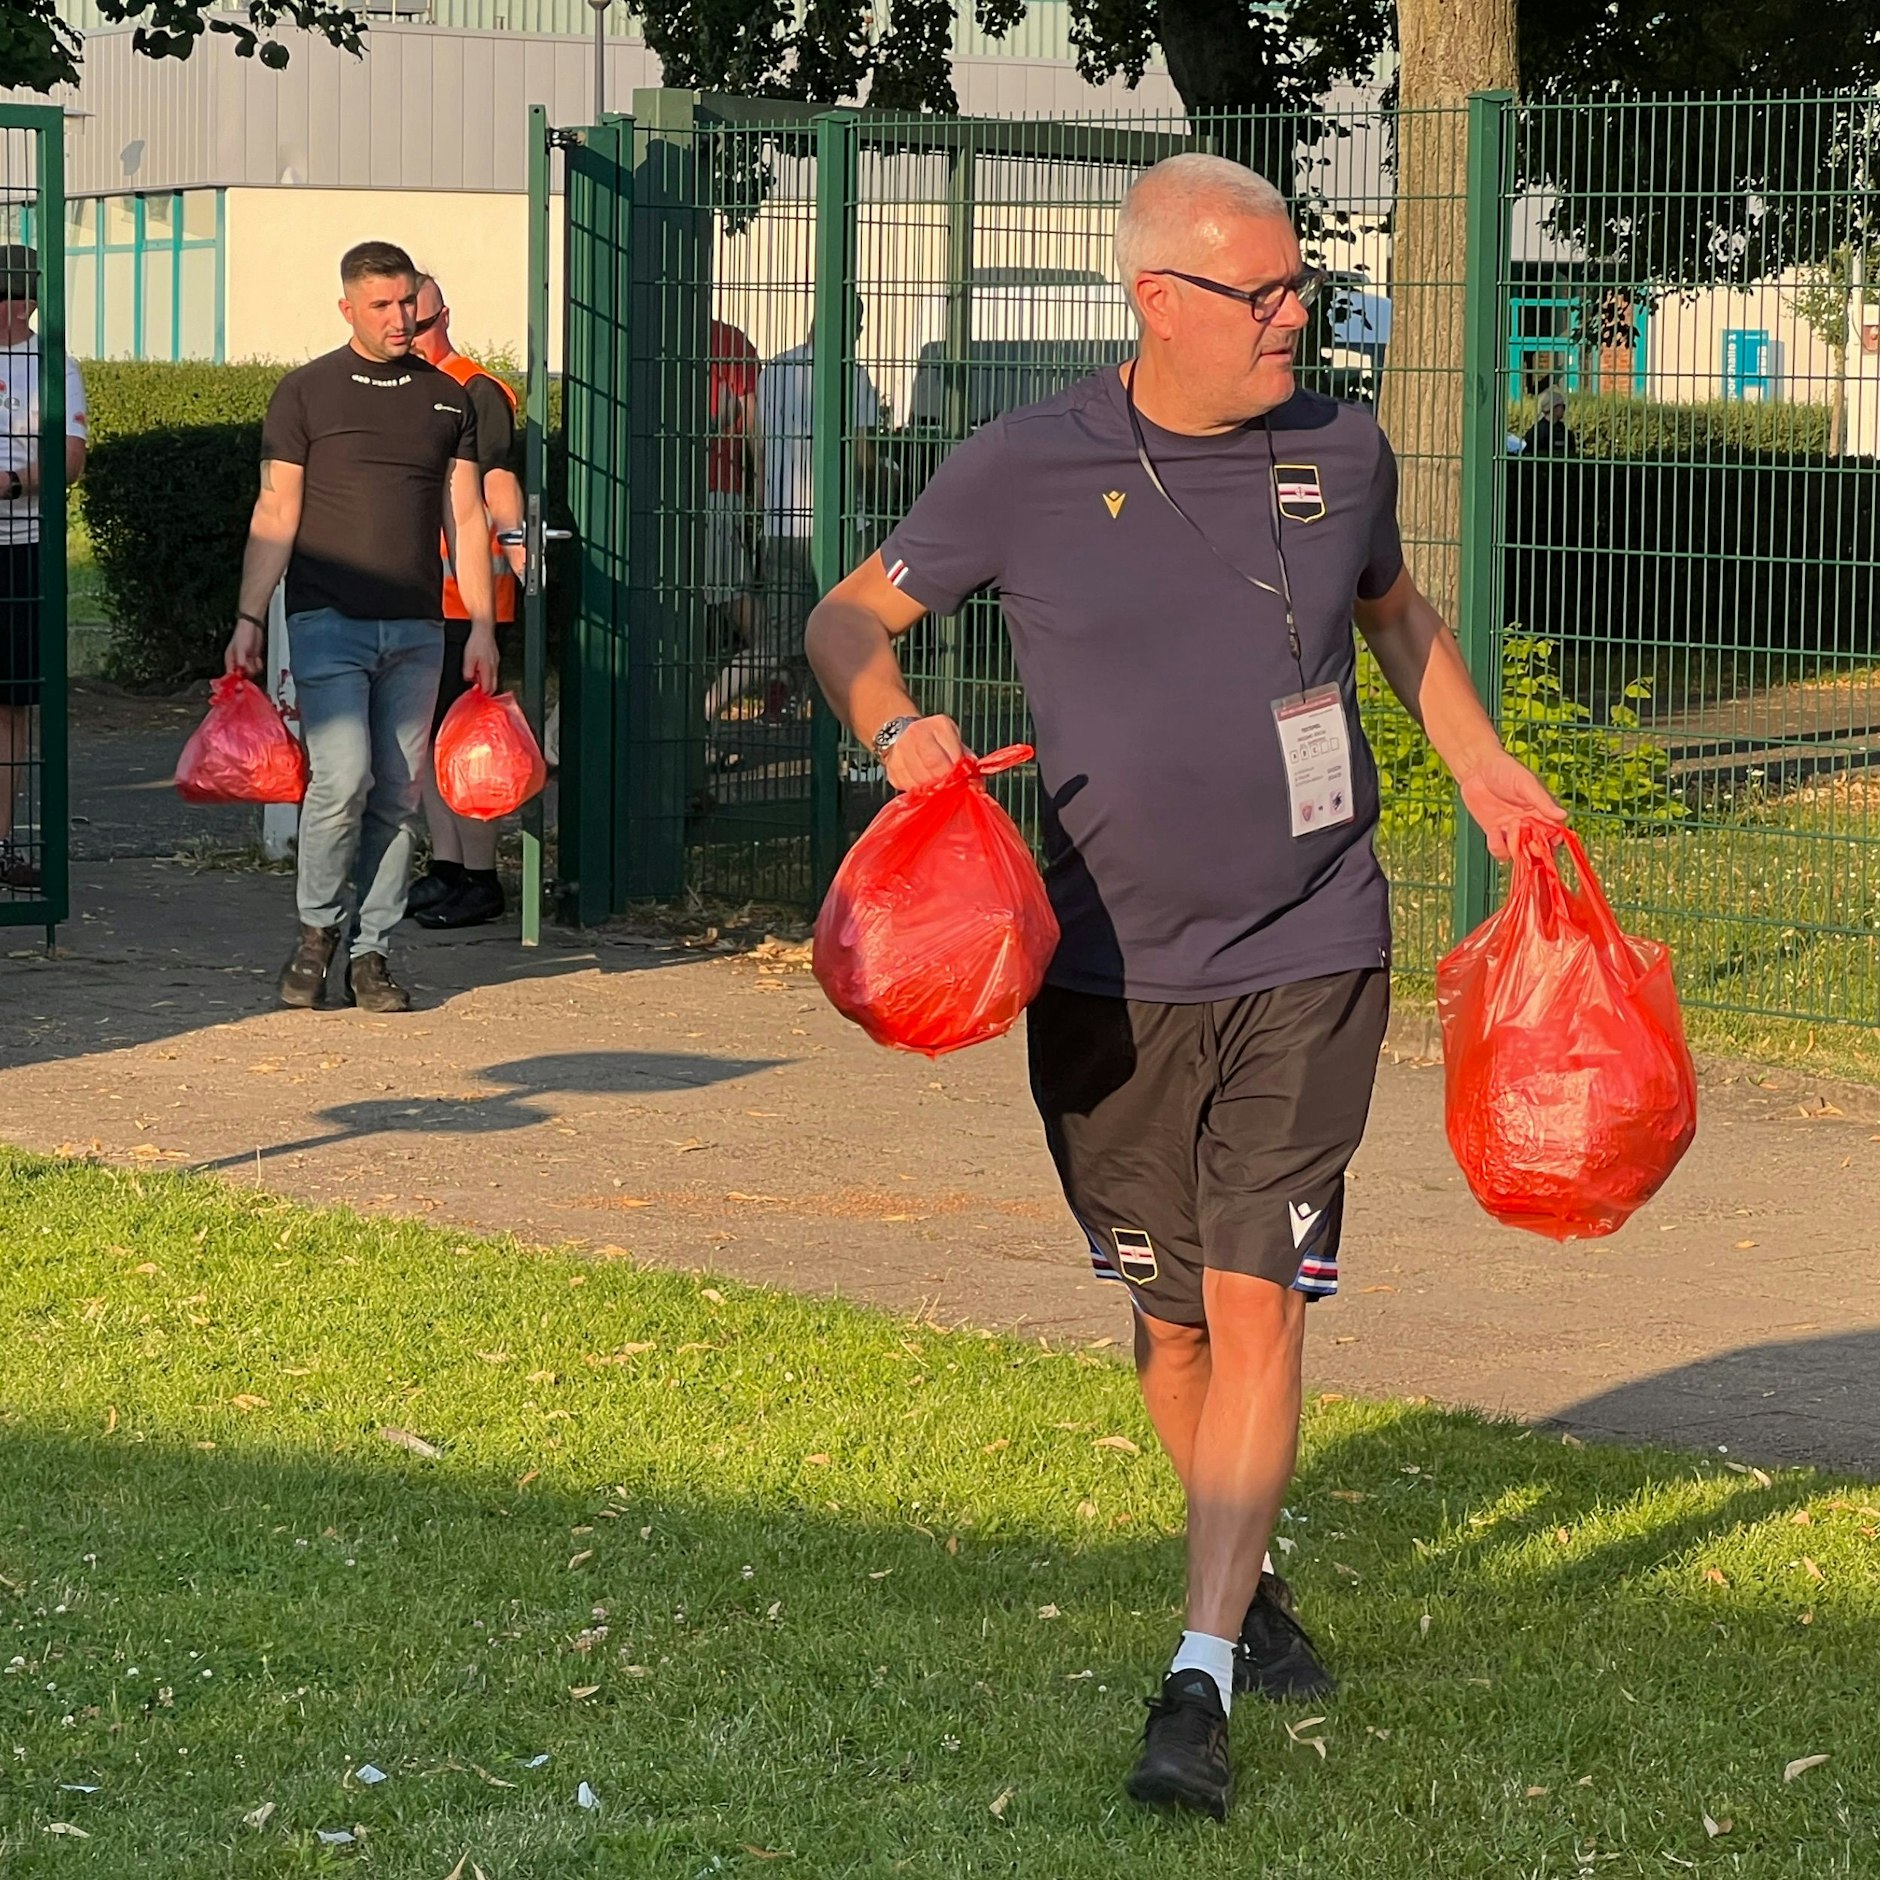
[1492,94,1880,1026]
[540,89,1880,1029]
[0,105,68,943]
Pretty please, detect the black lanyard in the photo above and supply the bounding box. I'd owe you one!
[1123,362,1305,678]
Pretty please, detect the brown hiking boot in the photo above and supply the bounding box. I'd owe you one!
[278,923,342,1008]
[345,951,412,1014]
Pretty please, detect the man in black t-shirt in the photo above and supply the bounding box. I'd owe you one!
[807,155,1566,1820]
[225,239,496,1013]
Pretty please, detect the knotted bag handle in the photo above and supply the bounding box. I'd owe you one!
[912,742,1035,795]
[1511,819,1636,978]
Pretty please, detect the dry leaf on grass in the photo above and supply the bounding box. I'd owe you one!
[1525,1785,1549,1798]
[988,1787,1016,1819]
[585,1344,656,1366]
[1329,1490,1366,1503]
[1703,1813,1732,1838]
[1076,1500,1098,1522]
[568,1551,594,1570]
[1093,1435,1139,1455]
[1802,1557,1825,1582]
[229,1394,269,1412]
[46,1823,90,1838]
[1784,1755,1829,1782]
[804,1454,831,1467]
[1036,1605,1061,1620]
[378,1427,441,1460]
[742,1848,794,1861]
[243,1802,276,1830]
[1703,1567,1728,1587]
[569,1685,600,1701]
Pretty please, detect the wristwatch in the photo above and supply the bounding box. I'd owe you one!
[871,714,919,757]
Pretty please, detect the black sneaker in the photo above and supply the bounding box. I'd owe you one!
[413,873,505,930]
[1235,1570,1336,1701]
[344,952,412,1014]
[405,867,459,916]
[1124,1669,1232,1820]
[278,923,342,1009]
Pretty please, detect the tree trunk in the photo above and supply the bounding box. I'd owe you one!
[1379,0,1517,624]
[1830,343,1848,456]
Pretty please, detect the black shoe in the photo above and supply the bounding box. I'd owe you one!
[1124,1670,1233,1820]
[405,867,459,916]
[1235,1570,1336,1701]
[344,951,412,1014]
[278,923,342,1009]
[413,873,505,929]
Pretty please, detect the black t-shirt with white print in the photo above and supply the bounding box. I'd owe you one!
[260,345,478,623]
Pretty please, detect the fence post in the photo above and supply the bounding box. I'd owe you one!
[33,107,67,944]
[1452,88,1512,945]
[562,116,631,927]
[809,111,858,904]
[521,103,552,946]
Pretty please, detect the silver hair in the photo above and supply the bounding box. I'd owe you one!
[1114,153,1291,314]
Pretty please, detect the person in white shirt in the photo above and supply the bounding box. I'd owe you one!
[0,244,87,893]
[707,301,883,729]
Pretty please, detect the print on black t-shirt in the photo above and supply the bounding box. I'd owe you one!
[259,346,479,623]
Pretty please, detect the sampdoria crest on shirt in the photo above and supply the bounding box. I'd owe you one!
[1273,463,1325,523]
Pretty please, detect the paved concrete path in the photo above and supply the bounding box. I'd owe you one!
[9,686,1880,1476]
[7,845,1880,1475]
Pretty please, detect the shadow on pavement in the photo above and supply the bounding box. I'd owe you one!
[189,1047,788,1172]
[1548,1330,1880,1475]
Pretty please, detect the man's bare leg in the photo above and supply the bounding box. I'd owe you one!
[1182,1271,1305,1642]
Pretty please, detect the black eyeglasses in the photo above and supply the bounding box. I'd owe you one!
[1145,266,1327,323]
[412,309,444,336]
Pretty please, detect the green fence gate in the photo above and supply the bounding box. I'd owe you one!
[536,90,1463,981]
[537,87,1880,1035]
[0,104,68,943]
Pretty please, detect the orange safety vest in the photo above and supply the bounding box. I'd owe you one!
[436,350,519,625]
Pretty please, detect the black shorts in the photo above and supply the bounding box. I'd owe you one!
[433,618,518,736]
[1027,969,1390,1326]
[0,542,43,708]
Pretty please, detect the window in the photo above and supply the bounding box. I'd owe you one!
[66,189,223,363]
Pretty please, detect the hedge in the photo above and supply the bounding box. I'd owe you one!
[78,360,568,687]
[1509,391,1833,459]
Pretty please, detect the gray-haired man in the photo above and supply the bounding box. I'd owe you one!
[808,154,1566,1818]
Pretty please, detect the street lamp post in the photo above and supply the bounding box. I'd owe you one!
[587,0,611,123]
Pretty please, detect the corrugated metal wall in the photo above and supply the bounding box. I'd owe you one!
[51,0,1096,62]
[19,22,1179,198]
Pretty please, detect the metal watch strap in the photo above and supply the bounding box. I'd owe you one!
[871,714,919,757]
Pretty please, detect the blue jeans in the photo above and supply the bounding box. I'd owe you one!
[288,610,444,960]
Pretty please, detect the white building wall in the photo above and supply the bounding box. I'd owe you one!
[223,184,565,366]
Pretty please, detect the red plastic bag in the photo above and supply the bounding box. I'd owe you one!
[174,674,308,805]
[1437,822,1697,1240]
[434,686,548,820]
[814,743,1060,1057]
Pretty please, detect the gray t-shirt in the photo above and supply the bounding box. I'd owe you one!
[878,371,1404,1003]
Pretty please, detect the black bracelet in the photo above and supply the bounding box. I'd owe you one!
[236,610,266,631]
[3,472,20,501]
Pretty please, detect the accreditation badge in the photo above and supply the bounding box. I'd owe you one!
[1272,686,1355,838]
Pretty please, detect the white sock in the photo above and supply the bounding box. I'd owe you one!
[1169,1629,1236,1715]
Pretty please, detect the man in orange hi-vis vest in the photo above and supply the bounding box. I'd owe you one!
[407,271,525,929]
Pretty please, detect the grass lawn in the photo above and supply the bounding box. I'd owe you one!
[2,1154,1879,1876]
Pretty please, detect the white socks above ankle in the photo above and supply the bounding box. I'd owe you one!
[1169,1630,1236,1714]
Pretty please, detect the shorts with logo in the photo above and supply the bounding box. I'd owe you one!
[1027,968,1390,1327]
